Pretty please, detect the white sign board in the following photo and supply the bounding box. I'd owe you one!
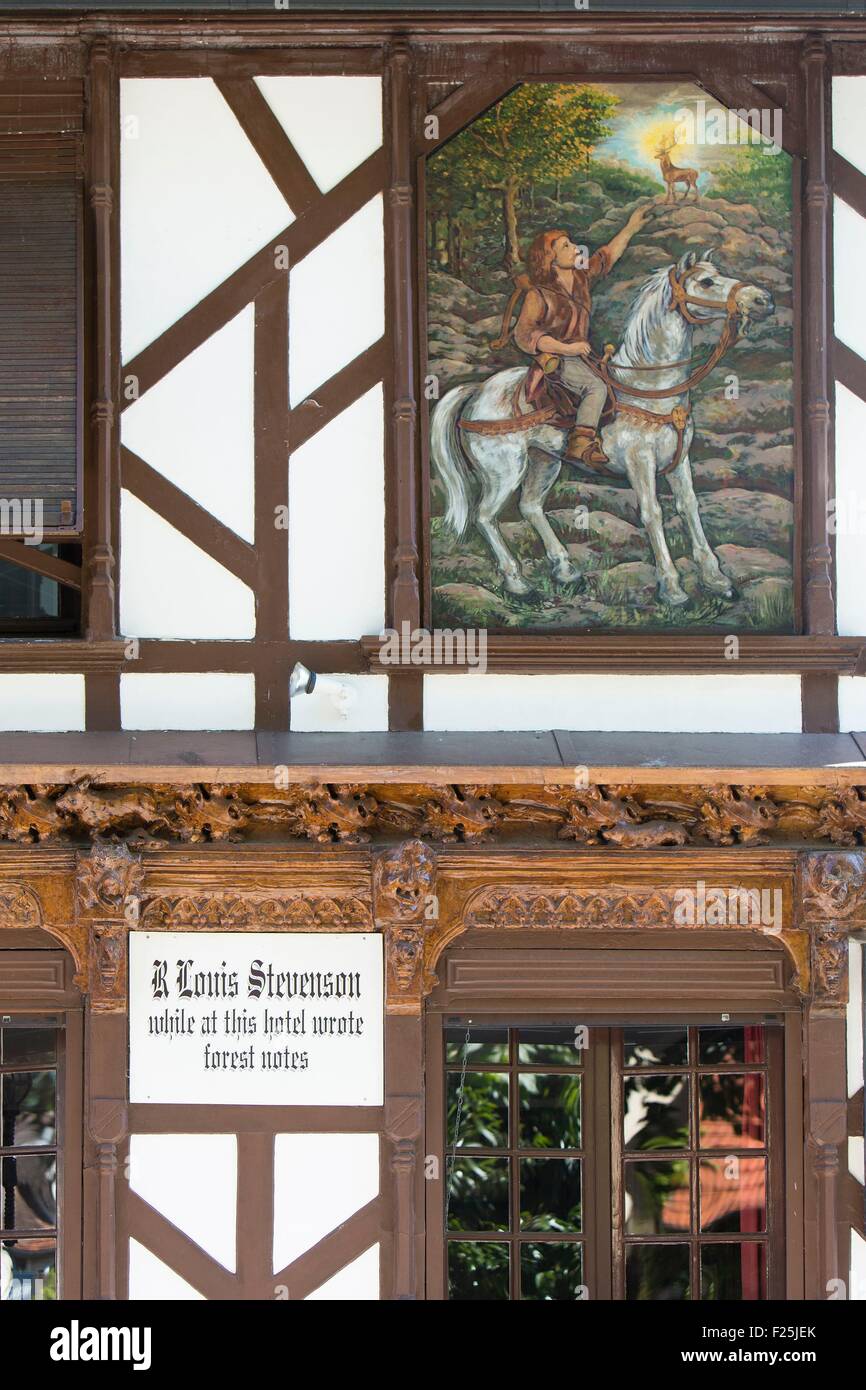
[129,932,383,1106]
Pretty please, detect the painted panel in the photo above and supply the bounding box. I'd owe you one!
[427,83,794,633]
[423,673,802,733]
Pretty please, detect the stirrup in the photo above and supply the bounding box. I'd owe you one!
[564,427,609,466]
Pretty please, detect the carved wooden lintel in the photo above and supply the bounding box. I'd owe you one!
[139,891,373,931]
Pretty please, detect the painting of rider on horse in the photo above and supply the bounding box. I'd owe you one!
[427,82,794,632]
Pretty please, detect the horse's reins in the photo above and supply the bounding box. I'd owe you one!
[461,265,746,474]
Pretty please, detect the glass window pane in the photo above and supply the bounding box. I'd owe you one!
[446,1157,509,1232]
[623,1075,689,1151]
[444,1027,508,1065]
[699,1074,765,1149]
[700,1157,767,1234]
[518,1027,582,1065]
[0,1152,57,1230]
[624,1159,691,1235]
[698,1026,765,1066]
[448,1241,509,1300]
[623,1028,688,1069]
[0,1072,57,1148]
[1,1237,56,1301]
[625,1244,691,1301]
[701,1243,768,1300]
[0,1021,57,1068]
[520,1157,582,1233]
[519,1074,581,1149]
[447,1072,508,1148]
[520,1242,584,1300]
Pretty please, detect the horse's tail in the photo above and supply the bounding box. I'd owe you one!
[431,384,477,540]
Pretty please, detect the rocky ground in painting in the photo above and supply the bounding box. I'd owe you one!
[428,185,794,631]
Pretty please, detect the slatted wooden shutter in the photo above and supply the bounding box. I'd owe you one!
[0,80,83,534]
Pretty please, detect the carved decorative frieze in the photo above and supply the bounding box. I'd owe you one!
[0,880,43,928]
[465,884,681,929]
[811,919,849,1008]
[6,779,866,850]
[139,891,373,930]
[800,851,866,922]
[76,841,144,914]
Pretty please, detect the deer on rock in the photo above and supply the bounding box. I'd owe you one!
[654,134,699,203]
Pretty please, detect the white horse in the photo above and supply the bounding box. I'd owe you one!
[431,250,774,607]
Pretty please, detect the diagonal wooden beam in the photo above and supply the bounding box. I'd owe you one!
[121,446,258,590]
[289,336,387,451]
[125,1190,240,1300]
[122,148,385,405]
[216,77,321,217]
[833,151,866,223]
[272,1195,381,1300]
[0,539,81,590]
[414,73,518,155]
[834,338,866,407]
[697,70,802,158]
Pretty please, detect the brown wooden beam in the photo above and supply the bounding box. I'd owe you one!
[833,150,866,222]
[121,447,258,590]
[215,76,321,216]
[835,337,866,406]
[288,337,387,451]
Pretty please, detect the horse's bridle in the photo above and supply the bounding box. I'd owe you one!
[667,264,747,328]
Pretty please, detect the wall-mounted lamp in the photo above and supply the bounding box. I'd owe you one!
[289,662,356,722]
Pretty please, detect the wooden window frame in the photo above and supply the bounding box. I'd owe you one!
[0,952,84,1302]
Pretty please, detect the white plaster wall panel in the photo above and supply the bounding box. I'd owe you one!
[128,1239,206,1301]
[833,198,866,364]
[120,78,293,361]
[423,674,802,733]
[288,195,384,407]
[833,383,866,638]
[120,491,255,638]
[305,1245,380,1300]
[0,675,85,732]
[833,77,866,176]
[121,307,255,542]
[852,1229,866,1302]
[848,941,864,1098]
[288,673,389,732]
[851,1139,865,1187]
[838,677,866,732]
[288,385,385,639]
[129,1135,237,1271]
[121,673,255,731]
[254,76,382,194]
[272,1133,379,1273]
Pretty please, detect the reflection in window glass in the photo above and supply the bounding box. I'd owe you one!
[626,1244,691,1301]
[520,1157,582,1233]
[519,1074,581,1149]
[699,1074,765,1149]
[699,1026,764,1065]
[623,1074,689,1151]
[1,1017,62,1303]
[518,1026,581,1065]
[444,1027,508,1065]
[700,1158,767,1234]
[1,1238,56,1302]
[447,1072,508,1148]
[701,1243,767,1300]
[623,1028,688,1068]
[447,1157,509,1232]
[520,1242,584,1300]
[0,1072,57,1147]
[448,1242,509,1300]
[624,1159,691,1235]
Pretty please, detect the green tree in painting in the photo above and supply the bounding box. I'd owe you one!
[706,143,791,223]
[435,84,619,269]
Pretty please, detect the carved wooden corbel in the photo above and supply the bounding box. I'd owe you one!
[75,842,143,1012]
[799,850,866,1009]
[373,839,437,1014]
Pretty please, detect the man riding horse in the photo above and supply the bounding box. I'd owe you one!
[506,203,653,467]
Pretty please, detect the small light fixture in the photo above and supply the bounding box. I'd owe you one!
[289,661,356,721]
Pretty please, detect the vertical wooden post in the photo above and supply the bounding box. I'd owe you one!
[802,36,835,638]
[386,40,423,731]
[85,40,117,640]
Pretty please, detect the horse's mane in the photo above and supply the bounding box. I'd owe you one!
[614,265,675,367]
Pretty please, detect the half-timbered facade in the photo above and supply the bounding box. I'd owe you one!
[0,4,865,1307]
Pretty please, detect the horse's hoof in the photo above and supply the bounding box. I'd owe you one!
[701,572,734,598]
[659,584,689,607]
[551,562,581,587]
